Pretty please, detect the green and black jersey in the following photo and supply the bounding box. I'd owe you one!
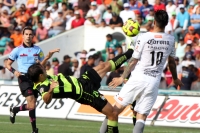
[33,73,83,100]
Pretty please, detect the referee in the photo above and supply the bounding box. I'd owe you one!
[6,27,44,133]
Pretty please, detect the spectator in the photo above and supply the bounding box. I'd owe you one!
[10,27,23,47]
[180,65,198,90]
[182,53,196,67]
[193,0,200,14]
[191,8,200,31]
[61,2,69,19]
[174,57,182,74]
[145,8,154,22]
[139,0,153,19]
[194,50,200,68]
[191,77,200,91]
[165,21,173,34]
[66,9,76,30]
[52,57,60,75]
[106,67,124,86]
[71,11,85,29]
[84,13,95,25]
[176,36,186,60]
[102,5,112,25]
[78,0,90,17]
[129,0,142,12]
[42,10,53,30]
[80,55,95,76]
[3,40,14,55]
[37,0,47,11]
[0,35,10,47]
[32,11,41,30]
[164,66,173,87]
[105,34,120,54]
[46,61,54,75]
[73,3,84,18]
[79,53,87,68]
[176,0,187,7]
[119,3,136,23]
[188,2,195,15]
[58,55,73,77]
[116,45,123,56]
[109,12,123,29]
[136,15,145,26]
[108,52,115,60]
[71,59,80,78]
[87,1,101,24]
[0,59,13,80]
[50,3,59,20]
[96,19,107,27]
[184,26,200,43]
[12,7,29,25]
[48,10,65,37]
[0,10,10,27]
[185,43,195,60]
[154,0,165,11]
[36,21,48,42]
[111,0,123,15]
[166,0,176,19]
[174,5,190,43]
[0,0,10,14]
[3,0,15,8]
[170,11,176,28]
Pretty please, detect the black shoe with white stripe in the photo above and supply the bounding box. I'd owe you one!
[32,128,38,133]
[9,107,16,124]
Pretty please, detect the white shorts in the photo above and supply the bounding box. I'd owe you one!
[114,79,159,116]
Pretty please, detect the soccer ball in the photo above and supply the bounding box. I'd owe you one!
[122,19,140,37]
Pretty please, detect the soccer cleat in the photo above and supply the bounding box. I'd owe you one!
[32,128,38,133]
[9,107,16,124]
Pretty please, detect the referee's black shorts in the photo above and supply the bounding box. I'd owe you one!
[18,74,38,98]
[77,69,108,112]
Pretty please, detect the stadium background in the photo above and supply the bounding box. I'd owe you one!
[0,0,200,132]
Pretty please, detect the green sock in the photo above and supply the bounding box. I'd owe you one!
[109,49,133,71]
[106,120,119,133]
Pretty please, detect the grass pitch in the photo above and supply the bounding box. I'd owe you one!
[0,115,199,133]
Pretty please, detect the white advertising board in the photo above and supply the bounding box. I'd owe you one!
[0,86,75,119]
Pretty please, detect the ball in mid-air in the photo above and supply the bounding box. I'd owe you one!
[122,19,140,37]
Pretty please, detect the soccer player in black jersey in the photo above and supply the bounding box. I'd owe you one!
[27,48,134,133]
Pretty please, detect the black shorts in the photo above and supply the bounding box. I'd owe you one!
[18,74,38,98]
[77,69,107,112]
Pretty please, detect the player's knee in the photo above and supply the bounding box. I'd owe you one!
[107,110,119,121]
[27,101,36,109]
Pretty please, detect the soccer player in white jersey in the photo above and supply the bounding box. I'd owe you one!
[107,10,183,133]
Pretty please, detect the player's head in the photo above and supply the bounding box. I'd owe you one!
[28,63,47,83]
[154,10,168,30]
[22,26,34,44]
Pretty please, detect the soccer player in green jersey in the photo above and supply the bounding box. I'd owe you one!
[27,48,134,133]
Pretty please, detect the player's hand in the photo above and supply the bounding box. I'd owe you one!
[109,77,124,89]
[50,80,58,92]
[46,48,60,59]
[174,79,184,87]
[14,71,21,77]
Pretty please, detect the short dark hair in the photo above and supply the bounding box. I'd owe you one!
[22,26,34,35]
[106,34,112,39]
[28,63,44,83]
[154,10,168,29]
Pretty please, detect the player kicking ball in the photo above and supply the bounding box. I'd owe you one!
[104,10,183,133]
[27,47,134,133]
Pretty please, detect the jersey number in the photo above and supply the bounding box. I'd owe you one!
[150,51,163,66]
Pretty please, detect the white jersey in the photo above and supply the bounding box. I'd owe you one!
[131,32,175,83]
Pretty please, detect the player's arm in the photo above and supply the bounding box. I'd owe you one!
[6,48,21,77]
[168,46,184,87]
[40,49,60,67]
[42,81,58,104]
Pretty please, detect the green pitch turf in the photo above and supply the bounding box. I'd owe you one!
[0,115,199,133]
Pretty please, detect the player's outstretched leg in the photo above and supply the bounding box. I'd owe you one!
[94,48,133,78]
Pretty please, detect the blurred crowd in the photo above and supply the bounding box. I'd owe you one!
[1,0,200,91]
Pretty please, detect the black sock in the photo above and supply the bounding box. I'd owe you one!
[109,49,133,71]
[29,109,36,131]
[133,116,136,126]
[13,104,28,113]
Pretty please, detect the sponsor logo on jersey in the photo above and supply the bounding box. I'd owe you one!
[147,39,169,45]
[154,35,162,38]
[148,46,168,50]
[143,69,159,78]
[118,97,123,101]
